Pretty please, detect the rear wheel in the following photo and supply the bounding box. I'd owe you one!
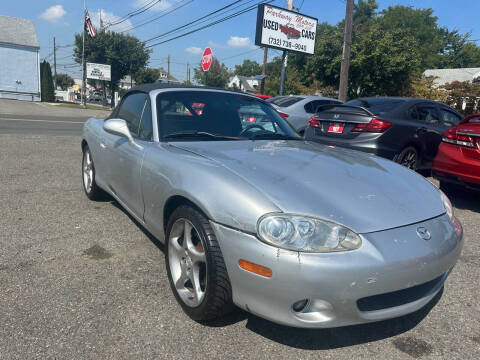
[165,205,234,321]
[395,146,418,170]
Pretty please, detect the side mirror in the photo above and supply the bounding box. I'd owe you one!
[103,118,142,149]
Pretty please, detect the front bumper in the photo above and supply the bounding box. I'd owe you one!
[212,214,462,328]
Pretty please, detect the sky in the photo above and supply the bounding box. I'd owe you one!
[1,0,479,82]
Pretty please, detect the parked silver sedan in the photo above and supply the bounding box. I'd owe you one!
[82,85,463,328]
[268,95,343,133]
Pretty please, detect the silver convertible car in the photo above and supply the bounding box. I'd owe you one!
[82,84,463,328]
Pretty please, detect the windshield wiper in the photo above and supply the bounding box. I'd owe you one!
[249,132,300,140]
[164,131,242,140]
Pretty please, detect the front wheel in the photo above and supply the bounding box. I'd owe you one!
[82,145,106,200]
[395,146,418,170]
[165,205,234,321]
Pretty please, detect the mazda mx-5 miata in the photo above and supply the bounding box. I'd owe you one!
[81,84,463,328]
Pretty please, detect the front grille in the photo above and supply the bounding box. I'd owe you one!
[357,273,446,312]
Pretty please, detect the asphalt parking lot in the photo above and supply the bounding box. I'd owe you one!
[0,99,479,359]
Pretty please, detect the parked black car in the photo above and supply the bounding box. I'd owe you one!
[304,97,463,170]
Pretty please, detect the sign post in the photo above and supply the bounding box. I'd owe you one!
[255,4,317,94]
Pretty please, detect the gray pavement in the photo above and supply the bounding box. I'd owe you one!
[0,101,479,359]
[0,99,110,136]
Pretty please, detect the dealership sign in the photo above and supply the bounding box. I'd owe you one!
[86,62,111,81]
[255,4,317,55]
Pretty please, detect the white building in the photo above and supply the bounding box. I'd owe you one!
[423,68,480,87]
[228,75,260,93]
[0,15,41,101]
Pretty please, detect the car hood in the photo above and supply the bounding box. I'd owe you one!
[171,140,445,233]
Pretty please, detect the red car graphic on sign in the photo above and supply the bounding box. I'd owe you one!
[279,24,301,39]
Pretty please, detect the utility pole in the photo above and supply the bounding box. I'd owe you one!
[53,37,57,90]
[279,0,294,95]
[260,47,268,94]
[167,55,171,83]
[186,62,190,84]
[99,9,104,30]
[338,0,354,102]
[81,0,86,107]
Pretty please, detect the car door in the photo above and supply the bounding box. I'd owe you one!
[414,102,444,162]
[104,92,150,218]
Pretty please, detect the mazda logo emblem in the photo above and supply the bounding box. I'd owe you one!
[416,227,431,241]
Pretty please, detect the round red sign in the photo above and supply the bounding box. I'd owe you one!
[201,47,213,72]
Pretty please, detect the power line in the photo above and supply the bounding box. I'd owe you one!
[146,0,275,48]
[105,0,163,28]
[120,0,194,33]
[144,0,246,43]
[220,47,262,61]
[142,0,259,42]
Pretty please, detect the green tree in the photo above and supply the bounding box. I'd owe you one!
[436,31,480,68]
[40,60,55,102]
[353,0,378,27]
[460,42,480,67]
[407,77,448,102]
[234,59,262,77]
[56,73,74,90]
[74,30,150,106]
[193,58,230,87]
[348,25,421,97]
[264,57,311,96]
[304,22,343,90]
[134,68,160,85]
[379,5,444,70]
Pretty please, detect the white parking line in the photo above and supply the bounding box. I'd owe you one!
[0,117,84,124]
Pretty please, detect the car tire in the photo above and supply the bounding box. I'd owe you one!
[395,146,418,170]
[165,205,234,321]
[82,145,106,200]
[439,180,456,194]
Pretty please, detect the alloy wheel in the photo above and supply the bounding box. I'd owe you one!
[83,149,94,193]
[400,149,417,169]
[168,218,207,307]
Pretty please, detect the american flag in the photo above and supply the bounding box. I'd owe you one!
[85,10,96,38]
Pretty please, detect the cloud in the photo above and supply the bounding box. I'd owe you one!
[91,9,133,32]
[39,5,66,23]
[134,0,172,12]
[185,47,203,55]
[227,36,250,47]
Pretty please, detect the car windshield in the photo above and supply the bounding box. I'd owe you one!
[156,91,301,141]
[345,99,406,114]
[270,96,304,108]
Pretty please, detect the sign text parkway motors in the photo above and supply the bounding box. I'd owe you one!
[255,4,318,55]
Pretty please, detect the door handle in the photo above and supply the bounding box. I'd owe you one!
[100,142,106,149]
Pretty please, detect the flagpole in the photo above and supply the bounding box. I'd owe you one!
[81,0,86,107]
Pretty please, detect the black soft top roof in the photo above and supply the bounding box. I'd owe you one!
[126,83,248,96]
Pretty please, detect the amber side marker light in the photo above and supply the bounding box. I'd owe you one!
[238,259,272,278]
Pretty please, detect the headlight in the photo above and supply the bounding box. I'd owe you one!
[257,214,362,252]
[440,190,454,221]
